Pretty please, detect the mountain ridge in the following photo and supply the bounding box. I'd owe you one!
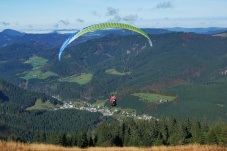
[1,27,226,47]
[1,27,227,34]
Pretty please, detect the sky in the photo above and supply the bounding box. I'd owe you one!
[0,0,227,33]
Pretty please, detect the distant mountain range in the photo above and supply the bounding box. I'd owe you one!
[2,27,227,36]
[165,27,227,34]
[1,27,227,48]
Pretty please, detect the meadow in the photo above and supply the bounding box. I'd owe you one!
[22,55,57,80]
[92,99,107,107]
[24,55,48,69]
[105,68,131,76]
[22,69,57,80]
[26,99,57,110]
[0,141,226,151]
[132,93,176,103]
[59,73,93,85]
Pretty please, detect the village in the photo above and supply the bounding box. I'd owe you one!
[58,101,156,120]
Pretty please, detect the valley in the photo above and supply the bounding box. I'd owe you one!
[0,28,227,147]
[1,30,227,122]
[26,91,175,120]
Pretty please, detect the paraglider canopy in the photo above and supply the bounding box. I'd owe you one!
[58,22,153,61]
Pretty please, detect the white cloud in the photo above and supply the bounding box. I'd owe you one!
[105,7,119,16]
[1,21,10,26]
[122,15,138,23]
[155,1,173,9]
[77,18,84,23]
[59,19,70,26]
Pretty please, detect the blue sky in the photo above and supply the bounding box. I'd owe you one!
[1,0,227,33]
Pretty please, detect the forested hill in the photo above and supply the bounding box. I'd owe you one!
[1,30,227,122]
[0,79,60,108]
[0,78,114,141]
[0,29,67,47]
[0,28,227,146]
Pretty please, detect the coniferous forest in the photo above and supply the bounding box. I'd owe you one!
[1,86,227,147]
[1,102,227,148]
[34,117,227,148]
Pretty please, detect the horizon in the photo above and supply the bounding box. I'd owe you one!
[1,26,227,34]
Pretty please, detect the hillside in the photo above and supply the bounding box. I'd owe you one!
[0,79,113,141]
[0,79,61,108]
[0,31,227,122]
[1,29,227,148]
[1,116,226,147]
[213,32,227,37]
[0,30,68,47]
[35,32,227,122]
[166,27,227,34]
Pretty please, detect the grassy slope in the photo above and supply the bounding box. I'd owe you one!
[22,55,58,80]
[0,140,225,151]
[105,68,131,75]
[213,32,227,37]
[92,99,107,107]
[59,73,92,85]
[26,99,57,110]
[24,55,48,68]
[132,93,176,103]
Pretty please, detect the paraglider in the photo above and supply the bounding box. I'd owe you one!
[58,23,153,107]
[58,22,153,61]
[110,94,117,107]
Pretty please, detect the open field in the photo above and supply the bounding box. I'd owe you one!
[59,73,92,85]
[26,99,56,110]
[92,99,107,107]
[132,93,176,103]
[24,55,48,69]
[0,141,226,151]
[22,55,58,80]
[74,101,87,107]
[110,107,136,113]
[105,68,131,76]
[213,32,227,37]
[22,69,57,80]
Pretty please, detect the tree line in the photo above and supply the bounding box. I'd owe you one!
[33,117,227,148]
[0,94,227,148]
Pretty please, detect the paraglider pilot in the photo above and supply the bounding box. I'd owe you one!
[110,94,117,107]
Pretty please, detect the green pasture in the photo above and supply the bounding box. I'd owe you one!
[22,69,57,80]
[74,101,87,107]
[92,99,107,107]
[24,55,48,69]
[111,107,137,120]
[105,68,131,76]
[22,55,58,80]
[59,73,92,85]
[132,93,176,103]
[26,99,56,110]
